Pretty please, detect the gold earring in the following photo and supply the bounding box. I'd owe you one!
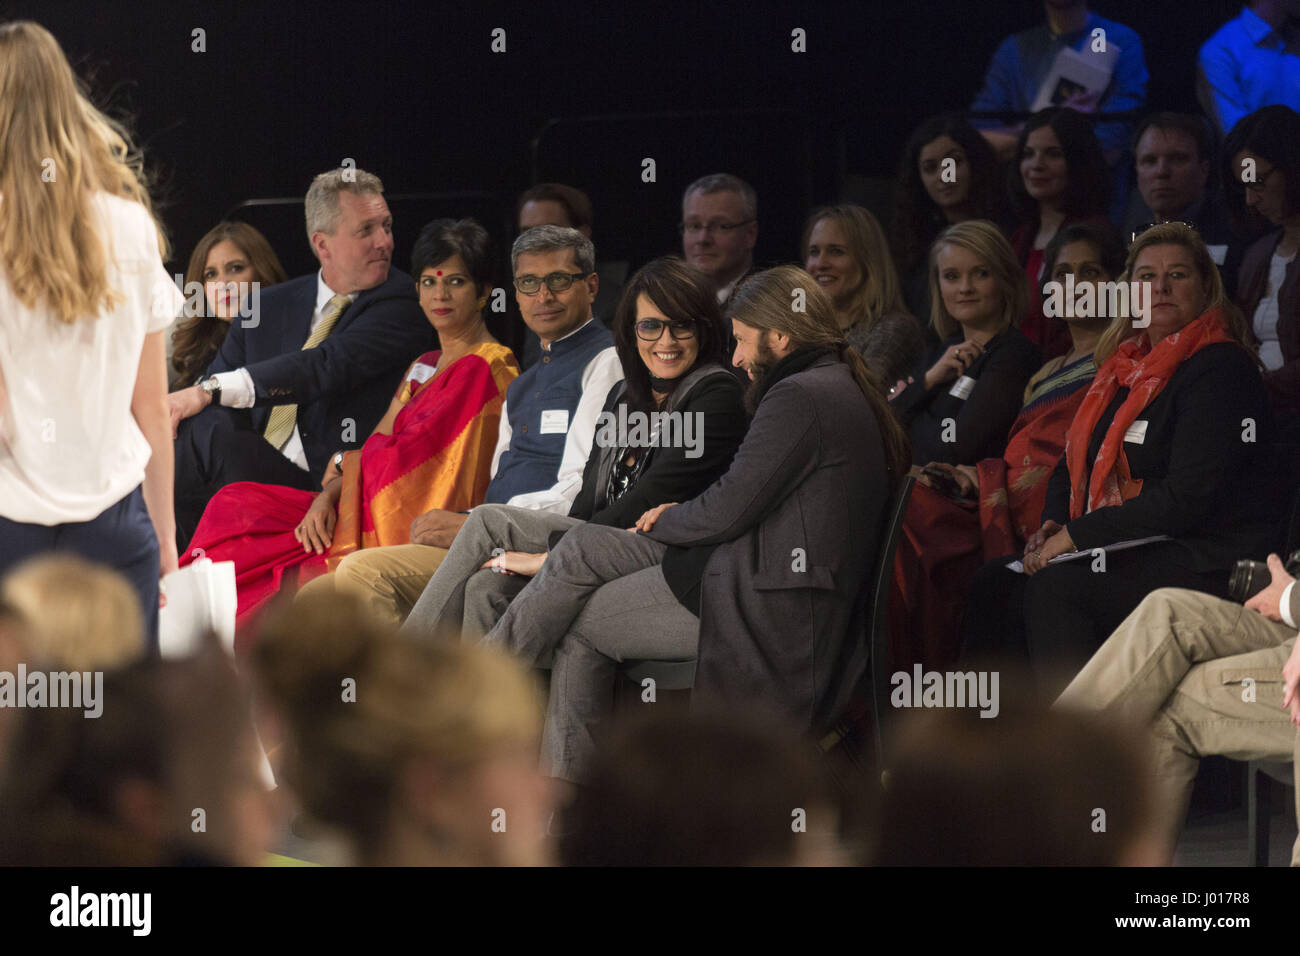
[476,297,487,310]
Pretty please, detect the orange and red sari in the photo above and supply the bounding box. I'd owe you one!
[889,353,1097,671]
[182,342,517,629]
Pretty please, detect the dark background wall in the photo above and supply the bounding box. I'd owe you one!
[4,0,1243,280]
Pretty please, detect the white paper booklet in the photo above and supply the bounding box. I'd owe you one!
[158,558,237,657]
[1031,42,1121,112]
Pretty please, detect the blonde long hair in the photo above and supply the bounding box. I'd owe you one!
[254,593,543,858]
[801,204,909,328]
[927,220,1027,340]
[0,21,166,324]
[1094,221,1252,365]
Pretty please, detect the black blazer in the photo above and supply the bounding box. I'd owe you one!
[550,366,748,546]
[1042,342,1284,571]
[894,328,1041,465]
[207,268,434,482]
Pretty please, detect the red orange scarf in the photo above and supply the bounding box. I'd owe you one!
[1064,308,1236,520]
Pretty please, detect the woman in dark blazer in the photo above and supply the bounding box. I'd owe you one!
[471,266,910,782]
[962,223,1284,696]
[891,220,1041,466]
[1223,106,1300,423]
[400,256,747,643]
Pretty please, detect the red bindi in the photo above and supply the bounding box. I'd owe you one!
[435,270,442,276]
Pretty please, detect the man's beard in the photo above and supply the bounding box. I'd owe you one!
[743,337,777,415]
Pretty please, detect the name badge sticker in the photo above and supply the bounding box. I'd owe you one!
[948,375,976,400]
[407,362,436,384]
[540,409,570,435]
[1123,420,1148,444]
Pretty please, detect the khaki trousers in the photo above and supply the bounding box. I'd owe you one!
[294,544,450,627]
[1056,587,1300,865]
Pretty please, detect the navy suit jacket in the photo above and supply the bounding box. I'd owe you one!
[206,267,434,483]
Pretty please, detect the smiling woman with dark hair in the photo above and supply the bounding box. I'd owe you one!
[465,265,906,784]
[169,222,288,389]
[399,255,747,644]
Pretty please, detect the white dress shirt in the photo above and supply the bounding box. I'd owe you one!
[209,272,353,471]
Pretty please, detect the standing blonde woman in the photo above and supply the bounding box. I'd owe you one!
[0,22,180,649]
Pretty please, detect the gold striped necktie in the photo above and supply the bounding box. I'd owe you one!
[263,292,351,451]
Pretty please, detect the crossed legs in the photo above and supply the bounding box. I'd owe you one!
[1056,588,1300,863]
[484,523,700,781]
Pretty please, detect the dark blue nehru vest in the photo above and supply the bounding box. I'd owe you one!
[484,317,614,505]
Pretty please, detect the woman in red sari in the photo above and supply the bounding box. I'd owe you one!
[183,219,518,633]
[891,222,1125,670]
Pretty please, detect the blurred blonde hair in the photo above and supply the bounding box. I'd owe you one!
[1,554,144,670]
[0,21,166,324]
[927,219,1027,339]
[254,592,543,855]
[1095,221,1252,365]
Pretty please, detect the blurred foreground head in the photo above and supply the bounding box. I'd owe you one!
[874,700,1163,866]
[562,707,847,866]
[1,553,144,671]
[0,640,273,865]
[254,592,551,866]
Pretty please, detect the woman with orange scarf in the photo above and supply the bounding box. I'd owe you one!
[182,219,517,635]
[891,223,1123,671]
[960,223,1287,695]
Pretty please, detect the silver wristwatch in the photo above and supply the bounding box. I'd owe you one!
[333,451,345,469]
[200,376,222,405]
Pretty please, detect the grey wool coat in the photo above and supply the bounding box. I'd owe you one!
[644,353,890,734]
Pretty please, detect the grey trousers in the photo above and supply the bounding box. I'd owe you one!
[1056,587,1300,864]
[400,504,582,644]
[484,522,700,782]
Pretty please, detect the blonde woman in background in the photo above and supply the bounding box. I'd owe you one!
[801,203,925,390]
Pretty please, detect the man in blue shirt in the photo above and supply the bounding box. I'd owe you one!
[970,0,1148,165]
[1199,0,1300,137]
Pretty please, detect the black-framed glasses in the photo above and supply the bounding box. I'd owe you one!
[513,272,589,295]
[1128,219,1197,245]
[677,219,755,236]
[635,318,697,341]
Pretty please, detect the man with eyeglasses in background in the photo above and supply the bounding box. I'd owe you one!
[681,173,760,386]
[680,173,759,307]
[306,225,623,625]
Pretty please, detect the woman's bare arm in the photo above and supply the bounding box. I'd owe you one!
[132,330,178,576]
